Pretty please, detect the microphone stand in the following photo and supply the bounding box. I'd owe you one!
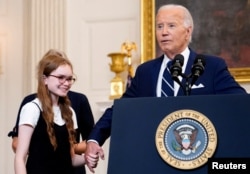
[185,80,191,96]
[176,73,191,96]
[184,74,192,96]
[183,74,200,96]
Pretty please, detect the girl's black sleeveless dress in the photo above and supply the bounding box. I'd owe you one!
[26,107,74,174]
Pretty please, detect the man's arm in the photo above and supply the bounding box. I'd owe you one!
[84,107,113,173]
[87,107,113,146]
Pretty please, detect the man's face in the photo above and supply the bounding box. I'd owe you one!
[156,8,192,58]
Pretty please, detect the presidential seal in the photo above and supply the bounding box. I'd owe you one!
[155,109,217,170]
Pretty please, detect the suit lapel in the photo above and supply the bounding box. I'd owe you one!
[184,50,197,76]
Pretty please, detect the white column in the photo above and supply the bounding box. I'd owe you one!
[23,0,66,92]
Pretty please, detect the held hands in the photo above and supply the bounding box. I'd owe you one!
[85,141,105,173]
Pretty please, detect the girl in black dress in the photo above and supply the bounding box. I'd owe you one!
[14,51,90,174]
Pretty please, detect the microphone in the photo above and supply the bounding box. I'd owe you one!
[190,55,206,86]
[169,54,184,78]
[169,54,184,89]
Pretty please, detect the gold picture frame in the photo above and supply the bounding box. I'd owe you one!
[140,0,250,83]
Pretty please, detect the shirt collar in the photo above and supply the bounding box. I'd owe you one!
[163,47,190,71]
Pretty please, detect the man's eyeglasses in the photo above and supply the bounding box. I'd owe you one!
[48,74,76,84]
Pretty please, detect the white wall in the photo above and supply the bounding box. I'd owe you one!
[0,0,24,174]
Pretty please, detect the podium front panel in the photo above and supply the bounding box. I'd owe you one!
[107,94,250,174]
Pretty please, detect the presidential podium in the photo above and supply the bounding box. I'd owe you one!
[107,94,250,174]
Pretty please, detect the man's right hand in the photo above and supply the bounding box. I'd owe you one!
[85,141,105,173]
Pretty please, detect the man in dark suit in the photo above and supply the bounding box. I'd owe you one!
[8,90,94,174]
[84,4,247,172]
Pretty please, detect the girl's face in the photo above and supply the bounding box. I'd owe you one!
[44,64,75,101]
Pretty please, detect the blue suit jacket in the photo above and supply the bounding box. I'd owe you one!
[88,49,247,145]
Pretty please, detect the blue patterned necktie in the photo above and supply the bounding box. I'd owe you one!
[161,61,174,97]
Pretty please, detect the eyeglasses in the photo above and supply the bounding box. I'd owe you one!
[48,74,76,84]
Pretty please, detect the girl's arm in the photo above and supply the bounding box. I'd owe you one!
[74,140,87,154]
[71,153,85,167]
[14,125,34,174]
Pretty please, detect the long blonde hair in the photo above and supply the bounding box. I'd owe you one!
[37,49,76,150]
